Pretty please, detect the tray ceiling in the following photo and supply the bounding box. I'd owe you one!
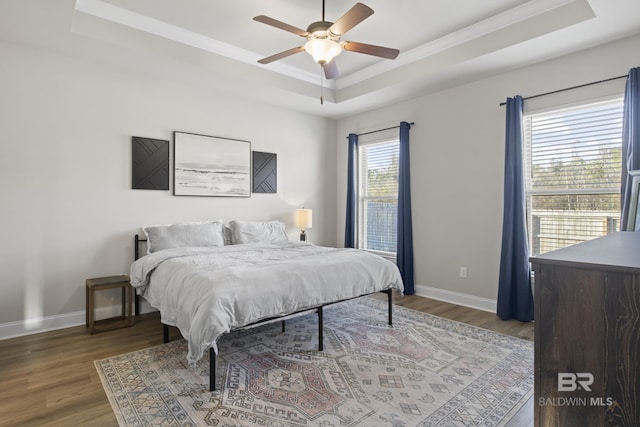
[1,0,639,118]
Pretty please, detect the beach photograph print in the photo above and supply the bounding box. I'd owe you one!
[174,132,251,197]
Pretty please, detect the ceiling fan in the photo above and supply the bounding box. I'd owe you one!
[253,1,400,80]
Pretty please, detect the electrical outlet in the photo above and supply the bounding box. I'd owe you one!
[459,267,467,278]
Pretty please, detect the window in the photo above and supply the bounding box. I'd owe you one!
[358,139,399,254]
[524,98,624,256]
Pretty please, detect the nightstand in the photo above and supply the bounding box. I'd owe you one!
[85,275,134,334]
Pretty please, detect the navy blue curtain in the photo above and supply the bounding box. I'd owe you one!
[497,96,534,321]
[397,122,415,295]
[621,67,640,231]
[344,133,358,248]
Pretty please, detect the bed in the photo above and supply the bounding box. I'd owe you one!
[130,220,405,391]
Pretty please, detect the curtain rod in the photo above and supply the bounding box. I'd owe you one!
[346,122,415,139]
[499,74,628,106]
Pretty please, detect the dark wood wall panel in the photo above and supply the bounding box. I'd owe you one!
[132,136,169,190]
[252,151,277,194]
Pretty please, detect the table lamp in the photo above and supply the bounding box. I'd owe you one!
[295,208,312,241]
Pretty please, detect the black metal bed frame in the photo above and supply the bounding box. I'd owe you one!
[134,234,393,391]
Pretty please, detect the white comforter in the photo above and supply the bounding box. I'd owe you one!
[130,241,404,364]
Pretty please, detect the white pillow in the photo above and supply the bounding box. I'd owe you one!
[229,220,288,244]
[142,221,225,253]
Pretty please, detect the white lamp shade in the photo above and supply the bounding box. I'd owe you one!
[295,208,313,229]
[304,38,342,64]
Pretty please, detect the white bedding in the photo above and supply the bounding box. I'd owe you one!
[130,241,404,364]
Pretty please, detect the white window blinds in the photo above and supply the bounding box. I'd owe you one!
[358,140,399,254]
[524,98,624,255]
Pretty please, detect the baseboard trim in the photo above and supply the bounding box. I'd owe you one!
[0,304,155,341]
[413,284,497,313]
[0,310,85,340]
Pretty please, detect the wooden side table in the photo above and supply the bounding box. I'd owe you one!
[86,275,134,334]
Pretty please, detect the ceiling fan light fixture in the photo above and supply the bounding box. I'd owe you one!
[304,38,342,64]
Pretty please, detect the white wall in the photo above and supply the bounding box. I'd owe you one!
[0,41,337,337]
[2,30,637,338]
[336,34,639,311]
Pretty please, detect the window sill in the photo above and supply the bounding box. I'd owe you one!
[363,249,396,263]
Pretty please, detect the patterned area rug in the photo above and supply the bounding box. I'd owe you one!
[95,298,533,426]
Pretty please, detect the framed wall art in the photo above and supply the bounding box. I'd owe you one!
[131,136,169,190]
[252,151,277,193]
[173,131,251,197]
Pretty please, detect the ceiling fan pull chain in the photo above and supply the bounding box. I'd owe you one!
[320,65,324,105]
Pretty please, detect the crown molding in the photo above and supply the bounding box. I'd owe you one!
[74,0,587,95]
[336,0,578,89]
[74,0,335,88]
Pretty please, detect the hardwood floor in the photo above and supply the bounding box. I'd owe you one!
[0,293,534,427]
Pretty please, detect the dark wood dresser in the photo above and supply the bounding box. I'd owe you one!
[530,232,640,426]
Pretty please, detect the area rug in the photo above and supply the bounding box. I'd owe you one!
[95,297,533,426]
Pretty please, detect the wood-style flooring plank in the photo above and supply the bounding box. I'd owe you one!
[0,294,534,427]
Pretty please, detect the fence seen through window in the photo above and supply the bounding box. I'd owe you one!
[358,139,399,254]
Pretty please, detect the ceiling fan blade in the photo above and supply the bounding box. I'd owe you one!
[343,41,399,59]
[329,3,374,36]
[258,46,305,64]
[323,61,339,79]
[253,15,308,37]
